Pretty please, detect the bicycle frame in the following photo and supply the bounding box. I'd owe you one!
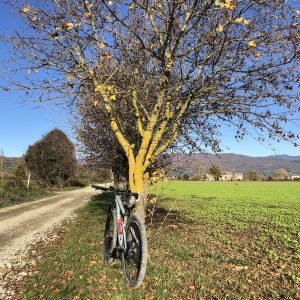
[115,194,127,252]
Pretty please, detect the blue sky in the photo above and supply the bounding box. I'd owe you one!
[0,4,299,158]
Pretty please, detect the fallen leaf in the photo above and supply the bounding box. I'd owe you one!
[233,265,249,271]
[244,19,250,25]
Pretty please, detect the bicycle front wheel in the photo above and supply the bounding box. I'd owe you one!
[123,213,148,289]
[103,205,117,263]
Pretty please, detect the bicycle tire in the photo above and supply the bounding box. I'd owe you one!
[122,213,148,289]
[103,205,117,263]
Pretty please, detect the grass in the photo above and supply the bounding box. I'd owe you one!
[21,181,300,299]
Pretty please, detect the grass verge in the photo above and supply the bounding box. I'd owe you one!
[20,182,300,299]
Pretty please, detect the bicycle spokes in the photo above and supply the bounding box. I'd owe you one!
[124,221,142,284]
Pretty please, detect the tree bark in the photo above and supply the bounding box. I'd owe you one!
[130,164,147,222]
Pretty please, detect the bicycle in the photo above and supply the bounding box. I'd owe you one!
[92,185,148,289]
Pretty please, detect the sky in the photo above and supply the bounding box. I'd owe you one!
[0,3,299,158]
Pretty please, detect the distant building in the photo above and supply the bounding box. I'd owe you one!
[288,174,300,180]
[205,172,243,181]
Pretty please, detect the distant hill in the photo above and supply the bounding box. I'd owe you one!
[2,153,300,177]
[171,153,300,176]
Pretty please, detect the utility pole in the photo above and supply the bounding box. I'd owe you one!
[0,149,3,181]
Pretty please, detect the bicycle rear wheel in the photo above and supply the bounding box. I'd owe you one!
[123,213,147,289]
[103,205,117,263]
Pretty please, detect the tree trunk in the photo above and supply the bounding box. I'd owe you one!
[130,164,147,222]
[135,193,146,221]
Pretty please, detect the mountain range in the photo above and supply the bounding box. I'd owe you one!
[171,153,300,176]
[1,153,300,177]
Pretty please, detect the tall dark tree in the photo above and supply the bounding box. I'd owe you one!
[25,129,76,187]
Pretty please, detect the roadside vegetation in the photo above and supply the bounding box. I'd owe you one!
[0,180,51,208]
[0,129,102,208]
[19,181,300,299]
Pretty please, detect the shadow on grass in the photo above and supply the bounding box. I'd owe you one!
[147,195,197,228]
[85,192,114,215]
[86,193,197,229]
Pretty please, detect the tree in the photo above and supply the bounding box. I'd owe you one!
[25,129,76,187]
[193,162,204,181]
[3,0,300,218]
[14,163,26,179]
[182,174,190,181]
[245,170,258,181]
[208,164,222,181]
[273,168,289,181]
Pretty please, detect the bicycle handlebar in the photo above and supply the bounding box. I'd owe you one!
[92,185,139,199]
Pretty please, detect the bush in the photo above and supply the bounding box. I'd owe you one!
[25,129,76,187]
[68,178,87,187]
[0,179,50,208]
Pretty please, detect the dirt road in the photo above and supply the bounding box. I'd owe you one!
[0,187,98,268]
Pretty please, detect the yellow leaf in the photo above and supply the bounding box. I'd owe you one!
[108,0,113,5]
[93,100,99,106]
[95,85,104,93]
[235,17,243,23]
[27,69,31,75]
[33,68,38,73]
[99,42,105,49]
[216,23,224,32]
[224,0,235,10]
[244,19,250,25]
[66,75,74,81]
[110,95,116,101]
[88,4,93,9]
[65,22,74,29]
[128,3,134,10]
[22,6,30,13]
[165,51,172,59]
[248,40,257,47]
[277,33,283,39]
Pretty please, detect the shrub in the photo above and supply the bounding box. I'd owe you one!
[25,129,76,187]
[0,179,50,207]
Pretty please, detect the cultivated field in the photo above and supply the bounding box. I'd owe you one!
[21,182,300,299]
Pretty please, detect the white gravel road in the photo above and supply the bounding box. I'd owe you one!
[0,186,98,269]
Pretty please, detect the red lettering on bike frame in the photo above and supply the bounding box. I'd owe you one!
[117,217,123,234]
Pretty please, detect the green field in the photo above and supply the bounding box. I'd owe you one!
[22,182,300,299]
